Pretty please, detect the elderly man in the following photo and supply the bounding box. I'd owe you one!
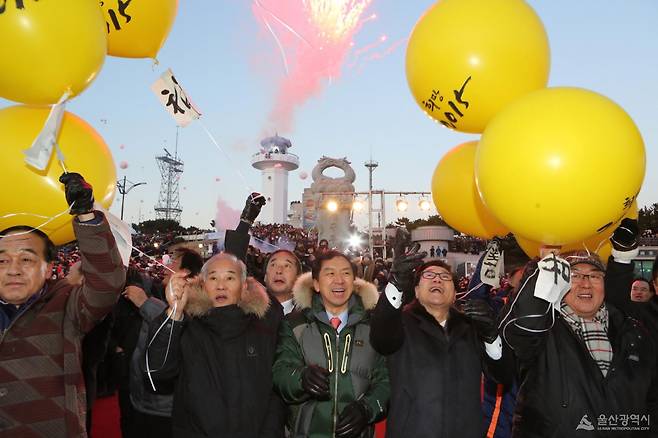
[502,221,658,437]
[144,252,284,437]
[0,173,125,437]
[264,249,302,315]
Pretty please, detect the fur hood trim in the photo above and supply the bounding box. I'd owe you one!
[184,277,270,319]
[292,272,379,311]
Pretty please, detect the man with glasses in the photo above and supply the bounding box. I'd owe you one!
[502,221,658,437]
[369,231,512,438]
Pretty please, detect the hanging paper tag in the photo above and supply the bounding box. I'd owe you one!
[480,239,503,287]
[535,253,572,306]
[23,93,69,171]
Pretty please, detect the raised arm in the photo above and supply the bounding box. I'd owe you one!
[60,172,126,334]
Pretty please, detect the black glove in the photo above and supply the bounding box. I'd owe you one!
[389,228,426,297]
[59,172,94,215]
[462,299,498,343]
[240,192,266,225]
[301,365,330,399]
[610,218,639,251]
[335,399,370,438]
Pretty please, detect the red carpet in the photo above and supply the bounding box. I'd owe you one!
[90,393,386,438]
[91,394,121,438]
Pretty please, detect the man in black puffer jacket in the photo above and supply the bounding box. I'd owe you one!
[503,220,658,437]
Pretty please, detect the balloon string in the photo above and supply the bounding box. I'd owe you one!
[198,120,254,192]
[456,282,483,301]
[129,245,176,274]
[145,288,178,392]
[0,205,73,238]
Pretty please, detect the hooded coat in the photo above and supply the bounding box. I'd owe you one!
[144,278,285,438]
[272,272,390,438]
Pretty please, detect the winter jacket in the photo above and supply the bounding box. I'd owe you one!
[130,296,172,416]
[370,294,514,438]
[273,273,390,438]
[145,278,285,438]
[503,260,658,438]
[0,213,126,437]
[467,250,517,438]
[605,257,658,338]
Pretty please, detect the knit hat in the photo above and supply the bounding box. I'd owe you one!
[562,250,606,272]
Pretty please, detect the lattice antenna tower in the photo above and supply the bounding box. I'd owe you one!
[154,129,184,222]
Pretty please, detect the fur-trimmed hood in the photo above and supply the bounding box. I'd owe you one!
[292,272,379,311]
[184,277,270,319]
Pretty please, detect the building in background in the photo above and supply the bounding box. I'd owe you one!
[251,135,299,224]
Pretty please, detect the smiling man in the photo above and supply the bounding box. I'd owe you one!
[503,244,658,438]
[273,250,389,438]
[369,233,512,438]
[0,173,125,437]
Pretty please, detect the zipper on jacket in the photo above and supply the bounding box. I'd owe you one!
[324,333,334,372]
[332,331,340,438]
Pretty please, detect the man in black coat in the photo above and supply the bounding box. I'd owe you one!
[502,220,658,437]
[369,230,513,438]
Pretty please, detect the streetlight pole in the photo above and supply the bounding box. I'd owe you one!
[117,176,147,220]
[364,160,378,256]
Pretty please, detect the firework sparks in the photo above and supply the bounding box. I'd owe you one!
[303,0,372,43]
[252,0,375,131]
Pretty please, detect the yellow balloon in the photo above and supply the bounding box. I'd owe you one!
[0,106,116,245]
[0,0,106,104]
[476,87,645,246]
[406,0,550,134]
[516,202,638,262]
[431,141,509,238]
[517,235,614,265]
[101,0,178,58]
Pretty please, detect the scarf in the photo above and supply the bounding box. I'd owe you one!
[559,302,613,376]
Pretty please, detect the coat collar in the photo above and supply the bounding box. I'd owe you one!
[184,277,271,319]
[408,300,471,341]
[292,272,379,311]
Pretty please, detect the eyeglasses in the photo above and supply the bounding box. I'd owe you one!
[571,271,605,283]
[421,271,453,281]
[631,286,650,292]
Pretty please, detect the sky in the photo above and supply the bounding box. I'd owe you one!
[2,0,657,230]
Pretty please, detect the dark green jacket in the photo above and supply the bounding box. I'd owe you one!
[273,273,390,438]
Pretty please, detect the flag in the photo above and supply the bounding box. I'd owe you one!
[151,68,202,127]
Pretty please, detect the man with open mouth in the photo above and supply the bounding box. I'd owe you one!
[369,229,512,438]
[503,219,658,437]
[264,249,302,316]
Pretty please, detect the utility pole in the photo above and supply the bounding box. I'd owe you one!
[364,159,379,255]
[117,176,147,220]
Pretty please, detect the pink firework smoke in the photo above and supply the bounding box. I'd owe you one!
[253,0,374,131]
[215,196,241,231]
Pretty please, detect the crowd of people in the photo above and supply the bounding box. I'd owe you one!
[2,176,658,438]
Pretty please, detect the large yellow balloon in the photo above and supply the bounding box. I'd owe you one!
[431,141,509,238]
[406,0,550,134]
[516,202,639,261]
[0,0,106,104]
[101,0,178,58]
[0,106,116,245]
[476,87,645,246]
